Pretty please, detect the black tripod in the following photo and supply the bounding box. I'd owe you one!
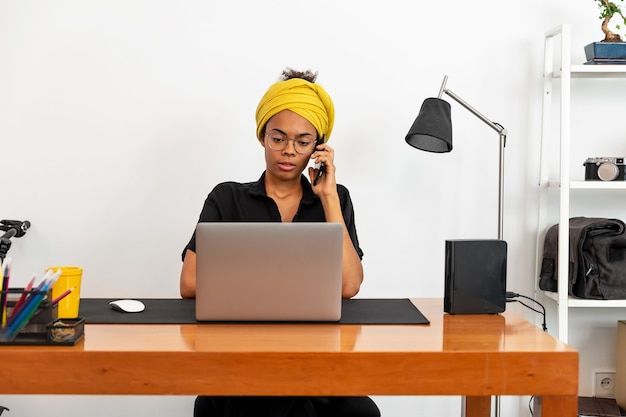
[0,220,30,413]
[0,220,30,264]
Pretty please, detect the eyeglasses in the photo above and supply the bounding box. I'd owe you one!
[265,132,317,154]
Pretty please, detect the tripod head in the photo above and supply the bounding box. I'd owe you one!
[0,220,30,238]
[0,219,31,262]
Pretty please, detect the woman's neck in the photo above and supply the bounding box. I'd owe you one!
[264,173,303,222]
[264,173,302,199]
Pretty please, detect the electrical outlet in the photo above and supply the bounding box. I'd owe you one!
[594,371,616,398]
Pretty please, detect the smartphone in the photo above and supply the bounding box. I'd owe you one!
[313,135,326,186]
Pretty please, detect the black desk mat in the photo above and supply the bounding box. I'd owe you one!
[79,298,429,325]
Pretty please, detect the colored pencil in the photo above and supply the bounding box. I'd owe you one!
[0,259,4,327]
[11,274,36,315]
[51,286,75,306]
[0,258,10,327]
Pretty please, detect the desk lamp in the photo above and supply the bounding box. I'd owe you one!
[405,75,510,313]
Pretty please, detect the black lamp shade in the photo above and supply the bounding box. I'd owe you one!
[405,97,453,153]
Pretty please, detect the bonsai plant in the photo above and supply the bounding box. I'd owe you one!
[585,0,626,62]
[593,0,626,42]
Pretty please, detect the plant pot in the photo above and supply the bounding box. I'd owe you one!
[584,42,626,64]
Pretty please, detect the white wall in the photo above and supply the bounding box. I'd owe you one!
[1,0,624,416]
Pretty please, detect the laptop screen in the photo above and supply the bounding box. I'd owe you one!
[195,222,343,322]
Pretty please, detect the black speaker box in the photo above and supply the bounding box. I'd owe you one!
[444,239,507,314]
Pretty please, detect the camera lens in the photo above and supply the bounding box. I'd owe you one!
[597,162,619,181]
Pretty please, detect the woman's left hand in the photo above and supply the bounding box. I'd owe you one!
[308,142,337,195]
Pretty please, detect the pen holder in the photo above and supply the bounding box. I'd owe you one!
[0,288,83,345]
[2,288,58,342]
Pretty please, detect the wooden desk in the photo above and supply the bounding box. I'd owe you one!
[0,298,577,417]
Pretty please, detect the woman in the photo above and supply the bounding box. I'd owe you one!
[180,68,379,417]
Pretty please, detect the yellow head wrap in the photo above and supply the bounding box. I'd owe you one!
[255,77,335,144]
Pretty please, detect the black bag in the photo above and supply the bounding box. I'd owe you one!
[539,217,626,299]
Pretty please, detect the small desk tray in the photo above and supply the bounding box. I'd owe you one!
[0,318,85,346]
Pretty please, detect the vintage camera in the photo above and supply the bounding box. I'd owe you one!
[584,157,626,181]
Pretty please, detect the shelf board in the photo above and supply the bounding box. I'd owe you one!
[545,180,626,189]
[571,65,626,76]
[570,181,626,189]
[543,291,626,307]
[549,65,626,79]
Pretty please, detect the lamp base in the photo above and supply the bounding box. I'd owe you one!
[444,239,507,314]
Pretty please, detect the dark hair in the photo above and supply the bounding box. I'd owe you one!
[279,68,318,83]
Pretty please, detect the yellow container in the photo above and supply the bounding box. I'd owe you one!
[47,266,83,319]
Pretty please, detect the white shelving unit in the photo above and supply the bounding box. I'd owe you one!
[536,24,626,343]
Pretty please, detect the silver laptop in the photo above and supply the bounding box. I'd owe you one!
[195,222,343,322]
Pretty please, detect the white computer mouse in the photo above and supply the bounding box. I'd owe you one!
[109,299,145,313]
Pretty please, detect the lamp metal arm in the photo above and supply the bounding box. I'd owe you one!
[437,75,508,139]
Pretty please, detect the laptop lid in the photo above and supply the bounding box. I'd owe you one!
[195,222,343,322]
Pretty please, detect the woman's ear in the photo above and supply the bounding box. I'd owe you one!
[259,128,266,147]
